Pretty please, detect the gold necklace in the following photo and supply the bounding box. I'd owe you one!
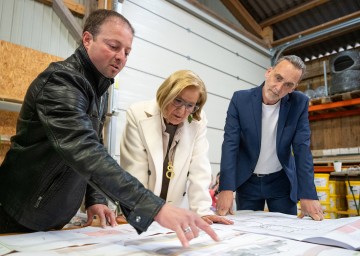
[166,161,175,179]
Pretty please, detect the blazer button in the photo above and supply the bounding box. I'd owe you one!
[135,216,141,223]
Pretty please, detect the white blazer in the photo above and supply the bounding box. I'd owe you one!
[120,99,213,216]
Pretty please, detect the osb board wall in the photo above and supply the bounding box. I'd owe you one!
[310,115,360,150]
[0,40,63,164]
[0,111,17,165]
[0,96,18,166]
[0,143,10,165]
[0,40,63,101]
[0,110,18,135]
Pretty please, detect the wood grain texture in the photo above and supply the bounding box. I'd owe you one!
[0,40,63,102]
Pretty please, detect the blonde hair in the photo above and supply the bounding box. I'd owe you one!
[156,70,207,121]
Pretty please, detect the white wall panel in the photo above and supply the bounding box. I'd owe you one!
[130,0,269,64]
[127,38,257,100]
[0,1,2,32]
[10,0,23,44]
[21,0,35,48]
[113,67,163,111]
[207,128,224,164]
[0,0,13,40]
[50,11,61,55]
[203,93,230,130]
[0,0,82,58]
[40,6,53,53]
[116,0,271,177]
[124,0,267,88]
[32,1,45,50]
[210,163,220,176]
[0,0,271,179]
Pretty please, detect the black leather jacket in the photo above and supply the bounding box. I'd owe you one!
[0,45,164,232]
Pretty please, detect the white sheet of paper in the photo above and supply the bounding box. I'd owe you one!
[221,211,360,250]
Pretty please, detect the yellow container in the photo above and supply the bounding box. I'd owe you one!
[329,194,347,210]
[314,173,330,189]
[329,180,347,195]
[323,211,338,219]
[317,188,330,202]
[321,201,331,211]
[346,180,360,197]
[346,195,360,211]
[347,209,360,217]
[322,201,338,219]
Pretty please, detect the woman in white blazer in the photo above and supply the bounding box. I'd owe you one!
[120,70,232,225]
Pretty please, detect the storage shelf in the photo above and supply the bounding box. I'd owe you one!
[309,97,360,121]
[0,135,11,144]
[313,154,360,173]
[0,98,22,112]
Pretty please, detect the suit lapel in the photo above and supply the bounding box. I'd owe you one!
[139,107,164,195]
[277,93,290,148]
[171,123,193,179]
[252,86,263,151]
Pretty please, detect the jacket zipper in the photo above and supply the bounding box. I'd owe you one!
[34,196,43,208]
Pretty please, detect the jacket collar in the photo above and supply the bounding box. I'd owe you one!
[251,85,263,151]
[277,92,291,147]
[75,44,114,97]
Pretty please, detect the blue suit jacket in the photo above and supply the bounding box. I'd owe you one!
[220,84,318,203]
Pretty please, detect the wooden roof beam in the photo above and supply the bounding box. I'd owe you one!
[184,0,268,48]
[98,0,113,10]
[52,0,82,42]
[35,0,85,17]
[272,10,360,47]
[260,0,329,28]
[220,0,263,38]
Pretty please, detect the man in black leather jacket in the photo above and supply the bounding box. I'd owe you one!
[0,9,218,247]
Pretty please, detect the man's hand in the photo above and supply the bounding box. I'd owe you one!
[85,204,117,228]
[216,190,234,216]
[298,199,324,221]
[154,203,219,247]
[201,215,234,225]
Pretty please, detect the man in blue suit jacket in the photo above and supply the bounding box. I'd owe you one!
[217,55,324,221]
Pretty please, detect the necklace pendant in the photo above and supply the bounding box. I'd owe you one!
[166,161,175,179]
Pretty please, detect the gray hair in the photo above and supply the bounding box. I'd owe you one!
[274,55,306,81]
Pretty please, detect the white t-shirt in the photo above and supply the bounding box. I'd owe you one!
[254,101,283,175]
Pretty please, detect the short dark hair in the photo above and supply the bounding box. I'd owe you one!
[83,9,135,37]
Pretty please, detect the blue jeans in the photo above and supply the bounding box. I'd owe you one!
[236,170,297,215]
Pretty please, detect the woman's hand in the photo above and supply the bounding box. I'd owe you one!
[202,215,234,225]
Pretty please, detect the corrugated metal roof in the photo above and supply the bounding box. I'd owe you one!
[191,0,360,61]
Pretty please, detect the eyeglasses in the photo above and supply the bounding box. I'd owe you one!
[172,98,199,113]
